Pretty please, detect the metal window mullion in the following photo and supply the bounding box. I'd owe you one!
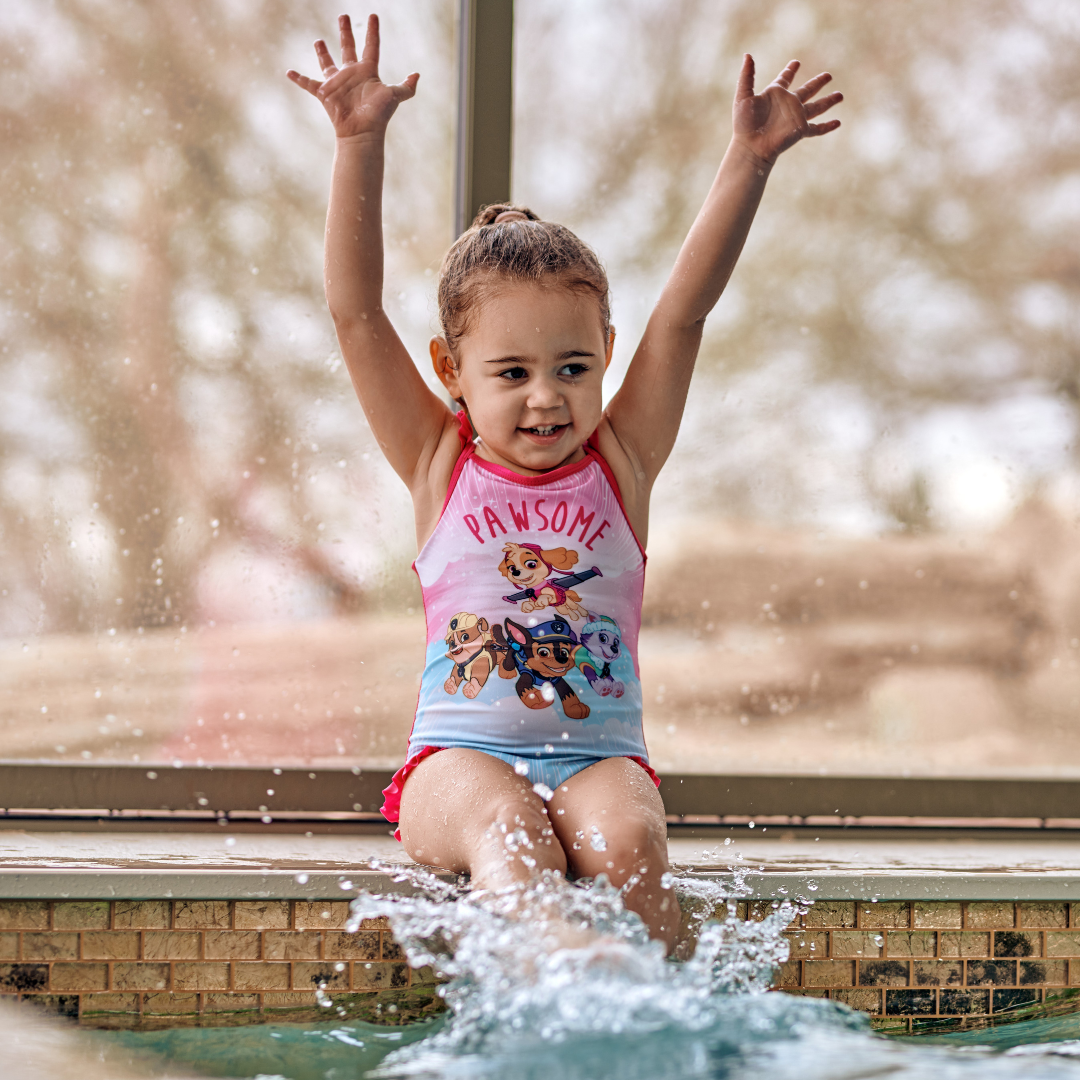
[454,0,515,236]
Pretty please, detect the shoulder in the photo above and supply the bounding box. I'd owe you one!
[589,415,651,546]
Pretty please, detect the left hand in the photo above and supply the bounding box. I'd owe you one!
[732,56,842,165]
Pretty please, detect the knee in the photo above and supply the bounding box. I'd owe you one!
[585,818,667,888]
[478,797,567,873]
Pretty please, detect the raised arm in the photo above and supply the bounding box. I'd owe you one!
[288,15,454,490]
[604,56,842,493]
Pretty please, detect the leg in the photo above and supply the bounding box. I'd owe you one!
[547,758,677,953]
[397,748,566,889]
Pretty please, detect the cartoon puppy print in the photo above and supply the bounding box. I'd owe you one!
[576,613,625,698]
[497,542,599,621]
[491,616,590,720]
[442,612,498,699]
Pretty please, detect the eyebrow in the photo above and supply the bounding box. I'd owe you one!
[484,349,596,365]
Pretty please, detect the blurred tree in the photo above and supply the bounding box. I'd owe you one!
[0,0,453,634]
[515,0,1080,527]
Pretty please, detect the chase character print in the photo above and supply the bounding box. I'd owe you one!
[491,616,590,720]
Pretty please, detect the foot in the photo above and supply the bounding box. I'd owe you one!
[562,697,590,720]
[463,677,483,699]
[522,687,552,710]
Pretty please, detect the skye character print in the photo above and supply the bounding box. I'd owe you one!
[491,616,590,720]
[498,542,601,621]
[576,613,625,697]
[442,612,497,699]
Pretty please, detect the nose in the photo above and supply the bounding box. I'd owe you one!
[525,374,564,411]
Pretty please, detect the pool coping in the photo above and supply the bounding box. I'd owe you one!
[2,868,1079,901]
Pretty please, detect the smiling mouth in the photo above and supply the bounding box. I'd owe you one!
[522,424,567,437]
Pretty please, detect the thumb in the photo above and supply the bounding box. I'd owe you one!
[393,72,420,102]
[735,54,755,102]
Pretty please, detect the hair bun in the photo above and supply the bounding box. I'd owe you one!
[473,203,540,228]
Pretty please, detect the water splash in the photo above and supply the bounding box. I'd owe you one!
[346,859,805,1075]
[334,862,1080,1080]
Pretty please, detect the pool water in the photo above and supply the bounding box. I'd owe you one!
[97,865,1080,1079]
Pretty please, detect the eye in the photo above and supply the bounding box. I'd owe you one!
[538,647,551,657]
[498,366,528,382]
[524,560,538,569]
[559,362,589,378]
[598,634,608,644]
[461,632,470,641]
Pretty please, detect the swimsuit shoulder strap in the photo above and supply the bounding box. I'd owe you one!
[456,409,475,450]
[437,411,477,518]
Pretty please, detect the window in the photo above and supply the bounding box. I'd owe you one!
[3,0,1078,792]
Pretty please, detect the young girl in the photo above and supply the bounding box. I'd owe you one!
[289,13,840,953]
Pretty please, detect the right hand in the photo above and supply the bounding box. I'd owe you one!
[287,13,419,139]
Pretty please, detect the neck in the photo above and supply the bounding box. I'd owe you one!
[472,440,587,477]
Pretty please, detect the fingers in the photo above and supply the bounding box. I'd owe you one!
[796,71,831,102]
[807,119,841,137]
[392,72,420,101]
[362,12,380,66]
[339,13,358,64]
[314,38,339,77]
[773,59,800,89]
[286,69,324,97]
[804,90,843,119]
[735,53,755,101]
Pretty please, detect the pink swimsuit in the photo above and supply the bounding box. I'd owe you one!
[381,414,658,833]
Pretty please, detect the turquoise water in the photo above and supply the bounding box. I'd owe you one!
[96,866,1080,1079]
[100,1005,1080,1079]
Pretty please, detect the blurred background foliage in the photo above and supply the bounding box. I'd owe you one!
[2,0,1079,635]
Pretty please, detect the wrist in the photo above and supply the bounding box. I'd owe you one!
[335,129,387,149]
[727,136,776,172]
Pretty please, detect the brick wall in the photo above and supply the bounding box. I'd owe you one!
[3,898,1077,1031]
[0,899,439,1028]
[768,899,1080,1031]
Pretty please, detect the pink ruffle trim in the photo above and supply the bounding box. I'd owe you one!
[381,746,444,841]
[628,755,662,790]
[381,748,660,842]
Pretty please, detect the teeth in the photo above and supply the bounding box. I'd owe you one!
[530,426,558,435]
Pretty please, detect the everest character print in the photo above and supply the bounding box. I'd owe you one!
[407,439,649,768]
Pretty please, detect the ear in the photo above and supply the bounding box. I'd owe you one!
[431,335,464,402]
[477,617,489,633]
[542,547,577,572]
[507,621,528,646]
[604,325,616,373]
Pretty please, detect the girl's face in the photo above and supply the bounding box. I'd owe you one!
[432,280,614,474]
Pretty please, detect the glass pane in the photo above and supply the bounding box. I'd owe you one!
[512,0,1080,777]
[0,0,450,767]
[4,0,1079,781]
